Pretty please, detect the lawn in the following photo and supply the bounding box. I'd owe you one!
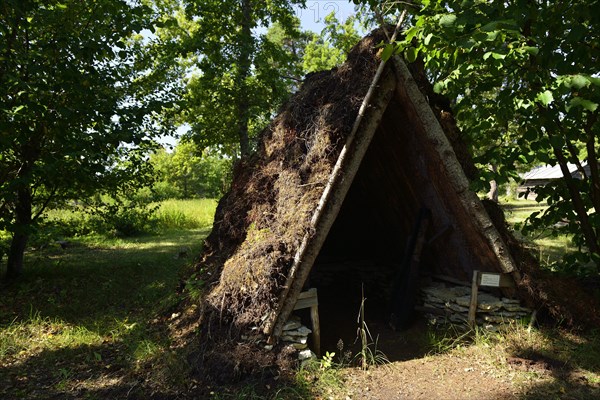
[500,197,577,266]
[0,199,216,399]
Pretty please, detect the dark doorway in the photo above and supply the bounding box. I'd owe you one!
[307,112,429,360]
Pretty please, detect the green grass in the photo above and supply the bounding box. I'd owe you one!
[0,199,217,399]
[500,197,577,266]
[153,198,218,230]
[2,197,598,399]
[501,198,546,226]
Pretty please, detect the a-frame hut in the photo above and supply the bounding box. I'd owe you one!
[194,29,525,348]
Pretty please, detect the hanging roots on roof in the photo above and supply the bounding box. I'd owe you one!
[194,30,387,330]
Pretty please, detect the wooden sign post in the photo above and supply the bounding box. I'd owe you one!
[468,271,515,327]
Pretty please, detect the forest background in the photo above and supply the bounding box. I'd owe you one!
[1,0,598,286]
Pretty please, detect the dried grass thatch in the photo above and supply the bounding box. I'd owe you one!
[197,30,387,329]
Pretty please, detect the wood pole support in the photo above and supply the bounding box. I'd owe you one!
[468,270,480,328]
[310,304,321,357]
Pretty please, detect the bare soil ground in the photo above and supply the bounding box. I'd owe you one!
[339,348,600,400]
[342,353,517,400]
[329,320,600,400]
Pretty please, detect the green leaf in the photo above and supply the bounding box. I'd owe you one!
[405,47,419,63]
[568,97,598,112]
[523,129,537,141]
[515,99,532,109]
[480,20,519,32]
[480,21,499,32]
[538,152,551,164]
[381,43,395,62]
[452,48,459,64]
[424,33,434,46]
[488,31,500,41]
[549,135,563,148]
[521,46,539,55]
[433,81,446,93]
[472,32,488,42]
[457,37,476,50]
[404,26,419,43]
[439,14,457,29]
[483,51,506,61]
[564,75,590,89]
[589,77,600,86]
[536,90,554,106]
[524,152,536,163]
[12,105,25,114]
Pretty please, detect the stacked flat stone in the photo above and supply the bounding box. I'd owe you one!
[280,315,317,362]
[421,282,531,327]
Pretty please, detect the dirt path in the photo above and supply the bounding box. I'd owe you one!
[336,347,600,400]
[342,353,517,400]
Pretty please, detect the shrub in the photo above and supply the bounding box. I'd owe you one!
[92,200,157,237]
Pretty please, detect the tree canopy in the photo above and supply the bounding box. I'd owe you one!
[160,0,305,157]
[149,141,231,199]
[302,12,361,73]
[10,0,596,278]
[0,0,178,278]
[368,0,600,272]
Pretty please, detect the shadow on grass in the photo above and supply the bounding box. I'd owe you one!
[0,229,212,399]
[0,229,210,329]
[508,330,600,400]
[0,335,188,399]
[0,226,323,399]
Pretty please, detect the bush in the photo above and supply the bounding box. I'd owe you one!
[92,201,157,237]
[151,181,183,201]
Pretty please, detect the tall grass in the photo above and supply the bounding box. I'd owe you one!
[40,198,218,238]
[153,199,217,230]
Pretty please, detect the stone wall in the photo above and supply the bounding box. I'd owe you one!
[264,315,317,364]
[421,282,532,328]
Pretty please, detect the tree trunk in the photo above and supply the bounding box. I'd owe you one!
[553,146,600,256]
[487,180,498,202]
[585,125,600,215]
[542,109,600,261]
[6,232,28,280]
[5,186,32,280]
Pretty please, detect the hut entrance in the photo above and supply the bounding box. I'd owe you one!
[307,110,430,358]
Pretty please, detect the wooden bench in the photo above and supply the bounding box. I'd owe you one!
[293,288,321,357]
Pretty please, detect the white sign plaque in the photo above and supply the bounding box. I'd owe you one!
[480,273,501,287]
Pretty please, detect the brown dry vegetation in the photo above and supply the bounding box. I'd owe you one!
[189,27,492,342]
[195,31,384,331]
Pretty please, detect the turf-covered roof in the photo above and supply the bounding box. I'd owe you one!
[191,28,600,341]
